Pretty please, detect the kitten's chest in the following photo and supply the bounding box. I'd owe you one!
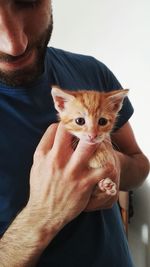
[88,143,115,168]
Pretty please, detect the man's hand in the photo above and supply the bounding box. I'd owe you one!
[27,123,111,246]
[1,123,111,267]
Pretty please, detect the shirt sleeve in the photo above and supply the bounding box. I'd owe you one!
[95,59,134,130]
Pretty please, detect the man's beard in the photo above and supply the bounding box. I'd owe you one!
[0,18,53,87]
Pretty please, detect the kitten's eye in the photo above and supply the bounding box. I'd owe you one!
[98,117,108,126]
[75,118,85,125]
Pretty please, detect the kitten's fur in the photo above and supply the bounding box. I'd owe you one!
[51,86,129,196]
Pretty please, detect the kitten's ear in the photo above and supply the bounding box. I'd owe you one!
[51,86,75,112]
[107,89,129,113]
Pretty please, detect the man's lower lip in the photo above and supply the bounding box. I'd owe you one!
[0,50,34,70]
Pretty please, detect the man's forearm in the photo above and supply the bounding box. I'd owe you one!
[118,151,149,191]
[0,206,57,267]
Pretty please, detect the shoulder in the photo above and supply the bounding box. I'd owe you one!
[46,47,117,90]
[46,47,108,73]
[47,46,98,63]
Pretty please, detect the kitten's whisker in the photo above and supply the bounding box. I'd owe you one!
[103,137,121,151]
[111,141,121,151]
[103,138,112,145]
[72,136,79,150]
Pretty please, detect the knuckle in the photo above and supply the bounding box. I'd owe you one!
[33,149,45,161]
[49,122,58,130]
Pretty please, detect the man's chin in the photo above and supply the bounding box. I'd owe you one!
[0,63,43,87]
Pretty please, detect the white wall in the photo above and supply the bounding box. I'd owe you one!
[50,1,150,266]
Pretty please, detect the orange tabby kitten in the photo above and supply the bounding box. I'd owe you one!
[51,86,129,196]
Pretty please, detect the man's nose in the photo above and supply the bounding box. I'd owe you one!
[0,9,28,56]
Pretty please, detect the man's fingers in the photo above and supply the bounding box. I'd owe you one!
[51,122,73,155]
[70,140,97,169]
[35,123,58,155]
[84,165,119,211]
[87,164,115,186]
[85,192,112,211]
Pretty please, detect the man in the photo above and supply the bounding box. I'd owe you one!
[0,1,149,266]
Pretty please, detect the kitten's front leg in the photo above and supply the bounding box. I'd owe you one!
[98,178,117,196]
[89,151,117,196]
[92,178,117,197]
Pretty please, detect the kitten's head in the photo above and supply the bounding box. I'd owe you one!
[51,86,129,144]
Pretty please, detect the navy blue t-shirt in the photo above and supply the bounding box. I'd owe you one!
[0,47,134,267]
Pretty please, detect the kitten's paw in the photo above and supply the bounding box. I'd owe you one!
[98,178,117,196]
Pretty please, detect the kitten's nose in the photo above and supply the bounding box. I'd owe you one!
[88,134,97,141]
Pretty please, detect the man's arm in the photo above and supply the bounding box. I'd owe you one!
[0,123,111,267]
[0,206,58,267]
[112,122,149,191]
